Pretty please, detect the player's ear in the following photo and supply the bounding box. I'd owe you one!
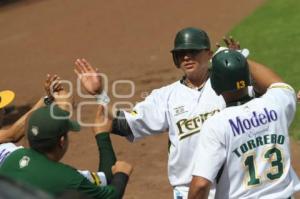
[207,50,213,58]
[59,135,68,148]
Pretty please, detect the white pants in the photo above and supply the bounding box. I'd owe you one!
[173,186,216,199]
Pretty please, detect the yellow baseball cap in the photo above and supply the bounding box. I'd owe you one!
[0,90,15,109]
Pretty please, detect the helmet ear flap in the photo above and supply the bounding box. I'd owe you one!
[172,52,180,68]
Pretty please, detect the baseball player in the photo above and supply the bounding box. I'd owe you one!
[188,49,300,199]
[0,90,44,164]
[0,103,133,198]
[74,27,277,199]
[0,75,109,187]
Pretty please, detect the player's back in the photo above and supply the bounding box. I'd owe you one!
[214,84,298,199]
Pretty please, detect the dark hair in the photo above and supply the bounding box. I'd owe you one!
[29,134,67,154]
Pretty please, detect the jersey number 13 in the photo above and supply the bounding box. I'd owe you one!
[243,147,283,187]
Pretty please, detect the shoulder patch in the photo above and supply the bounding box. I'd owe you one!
[19,156,30,169]
[269,84,294,91]
[130,110,138,116]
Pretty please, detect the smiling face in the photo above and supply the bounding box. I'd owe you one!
[175,49,212,79]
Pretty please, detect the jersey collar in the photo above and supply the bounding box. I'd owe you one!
[226,95,253,107]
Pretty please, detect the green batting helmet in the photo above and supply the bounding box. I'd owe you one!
[171,27,211,67]
[210,49,250,95]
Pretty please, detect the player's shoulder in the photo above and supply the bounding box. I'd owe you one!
[154,80,182,92]
[0,142,18,150]
[148,80,182,97]
[40,156,84,180]
[202,105,242,131]
[263,82,295,98]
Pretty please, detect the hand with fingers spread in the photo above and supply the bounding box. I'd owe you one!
[44,74,72,111]
[215,36,249,58]
[44,74,64,99]
[74,58,103,95]
[216,36,241,50]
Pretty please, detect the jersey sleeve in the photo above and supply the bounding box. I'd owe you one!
[124,89,168,141]
[77,170,107,186]
[77,177,119,199]
[191,118,226,183]
[264,83,296,126]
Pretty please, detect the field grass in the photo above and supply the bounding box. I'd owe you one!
[227,0,300,139]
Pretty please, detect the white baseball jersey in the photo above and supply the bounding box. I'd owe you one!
[124,79,225,187]
[0,142,23,166]
[192,83,300,199]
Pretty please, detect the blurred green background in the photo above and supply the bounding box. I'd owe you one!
[228,0,300,139]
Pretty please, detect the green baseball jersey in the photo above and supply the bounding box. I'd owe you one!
[0,148,118,199]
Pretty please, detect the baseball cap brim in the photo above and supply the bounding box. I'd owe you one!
[68,120,81,132]
[171,44,209,52]
[0,90,15,109]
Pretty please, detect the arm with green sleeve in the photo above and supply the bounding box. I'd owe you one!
[95,133,116,183]
[75,135,130,199]
[86,105,132,198]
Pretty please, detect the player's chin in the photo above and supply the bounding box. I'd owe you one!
[183,66,198,75]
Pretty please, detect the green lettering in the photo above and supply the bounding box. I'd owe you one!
[240,144,249,154]
[271,134,277,144]
[255,136,264,147]
[247,140,256,150]
[264,135,270,144]
[233,148,241,158]
[278,135,285,144]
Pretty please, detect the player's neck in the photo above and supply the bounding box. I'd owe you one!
[44,149,63,162]
[222,89,250,107]
[184,72,209,89]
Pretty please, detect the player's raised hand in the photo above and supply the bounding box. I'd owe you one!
[74,58,102,95]
[297,90,300,102]
[112,161,133,176]
[215,36,249,58]
[44,74,73,112]
[44,74,64,97]
[218,36,241,50]
[93,105,112,135]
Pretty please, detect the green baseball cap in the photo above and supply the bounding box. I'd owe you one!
[27,105,80,145]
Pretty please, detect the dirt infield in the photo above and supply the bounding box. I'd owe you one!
[1,0,300,198]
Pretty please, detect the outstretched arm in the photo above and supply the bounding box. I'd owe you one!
[217,37,283,95]
[93,105,133,198]
[74,58,103,95]
[0,74,64,143]
[93,105,116,183]
[247,60,283,95]
[0,98,44,143]
[73,58,134,138]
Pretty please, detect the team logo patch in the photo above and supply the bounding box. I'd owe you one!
[174,106,187,116]
[31,126,39,136]
[130,110,138,116]
[19,156,30,169]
